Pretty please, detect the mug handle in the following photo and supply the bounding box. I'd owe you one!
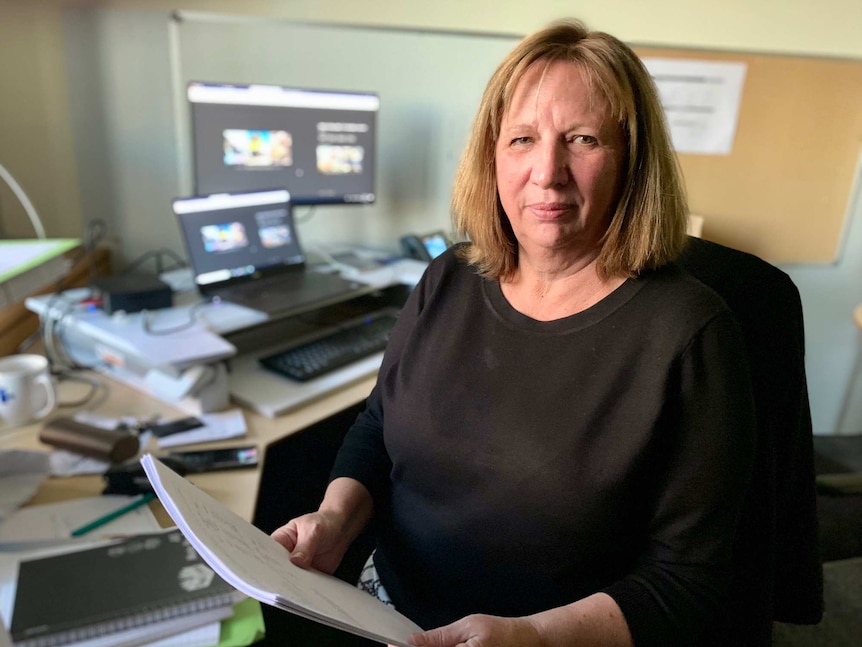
[33,373,56,419]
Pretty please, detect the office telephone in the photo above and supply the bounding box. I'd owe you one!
[399,231,451,262]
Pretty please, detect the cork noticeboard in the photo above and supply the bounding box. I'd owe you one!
[634,46,862,264]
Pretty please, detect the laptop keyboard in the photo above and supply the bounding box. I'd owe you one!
[221,271,359,315]
[258,310,398,381]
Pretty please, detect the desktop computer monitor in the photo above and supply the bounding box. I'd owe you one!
[188,82,379,205]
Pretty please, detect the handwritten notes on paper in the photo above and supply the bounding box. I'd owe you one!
[141,455,422,646]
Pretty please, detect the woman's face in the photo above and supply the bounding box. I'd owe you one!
[495,59,624,261]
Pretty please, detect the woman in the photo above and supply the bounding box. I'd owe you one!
[273,19,757,646]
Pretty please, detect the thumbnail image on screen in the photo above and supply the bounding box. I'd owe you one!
[199,211,293,255]
[223,129,293,168]
[316,145,364,175]
[200,222,249,253]
[255,206,293,248]
[174,190,304,284]
[189,82,379,205]
[259,225,291,247]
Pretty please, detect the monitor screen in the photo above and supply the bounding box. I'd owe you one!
[188,82,379,205]
[172,189,302,287]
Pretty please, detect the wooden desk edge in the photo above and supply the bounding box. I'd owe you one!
[1,372,377,524]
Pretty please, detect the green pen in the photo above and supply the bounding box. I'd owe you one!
[70,493,156,537]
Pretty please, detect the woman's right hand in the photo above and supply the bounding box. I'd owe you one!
[271,509,354,574]
[271,477,374,575]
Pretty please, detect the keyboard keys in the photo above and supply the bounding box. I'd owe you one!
[259,311,398,381]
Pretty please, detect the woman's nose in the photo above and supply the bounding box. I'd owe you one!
[532,142,568,188]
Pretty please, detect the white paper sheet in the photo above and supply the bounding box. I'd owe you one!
[156,409,247,448]
[48,450,112,477]
[72,308,236,367]
[0,495,161,548]
[0,451,51,521]
[141,620,221,647]
[643,57,747,155]
[65,609,231,647]
[0,240,76,281]
[141,454,422,646]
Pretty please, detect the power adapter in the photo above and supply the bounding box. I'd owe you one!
[90,273,173,314]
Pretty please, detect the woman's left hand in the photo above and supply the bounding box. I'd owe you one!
[388,593,632,647]
[402,614,543,647]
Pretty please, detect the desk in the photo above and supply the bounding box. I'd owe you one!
[2,262,412,646]
[0,367,376,523]
[6,264,416,514]
[0,350,378,647]
[26,269,416,419]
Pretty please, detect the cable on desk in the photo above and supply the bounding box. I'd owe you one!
[34,290,110,409]
[41,290,80,369]
[16,328,41,354]
[54,370,109,409]
[76,218,110,286]
[293,205,317,224]
[124,248,187,275]
[52,219,110,295]
[40,289,108,374]
[141,298,215,335]
[17,219,111,357]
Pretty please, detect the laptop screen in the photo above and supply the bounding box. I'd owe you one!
[173,189,304,290]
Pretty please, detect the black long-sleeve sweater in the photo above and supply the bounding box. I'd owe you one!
[331,246,757,645]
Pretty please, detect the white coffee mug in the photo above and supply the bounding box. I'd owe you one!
[0,354,57,428]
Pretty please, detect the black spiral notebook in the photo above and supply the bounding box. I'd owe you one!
[10,529,235,647]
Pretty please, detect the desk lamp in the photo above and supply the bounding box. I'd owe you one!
[0,161,46,239]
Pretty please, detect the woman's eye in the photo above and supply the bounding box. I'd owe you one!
[572,135,597,146]
[510,136,532,146]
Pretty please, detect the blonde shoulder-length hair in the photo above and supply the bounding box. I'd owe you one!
[451,19,688,280]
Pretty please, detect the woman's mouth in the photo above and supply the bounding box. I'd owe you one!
[530,202,574,219]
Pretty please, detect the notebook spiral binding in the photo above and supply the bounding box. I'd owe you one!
[10,530,237,647]
[15,591,235,647]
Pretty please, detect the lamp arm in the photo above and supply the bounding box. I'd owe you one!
[0,161,46,238]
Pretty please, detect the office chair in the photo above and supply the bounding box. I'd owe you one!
[254,237,824,646]
[836,304,862,433]
[677,236,824,644]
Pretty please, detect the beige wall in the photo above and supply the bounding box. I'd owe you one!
[83,0,862,57]
[1,0,861,239]
[0,0,82,238]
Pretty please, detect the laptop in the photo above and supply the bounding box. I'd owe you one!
[173,189,363,317]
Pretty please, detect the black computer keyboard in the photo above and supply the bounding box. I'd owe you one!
[259,310,399,381]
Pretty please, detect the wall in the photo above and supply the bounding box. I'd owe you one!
[63,12,522,263]
[1,0,861,433]
[0,1,82,240]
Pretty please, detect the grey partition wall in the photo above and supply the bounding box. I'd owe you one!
[172,13,520,247]
[62,9,519,264]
